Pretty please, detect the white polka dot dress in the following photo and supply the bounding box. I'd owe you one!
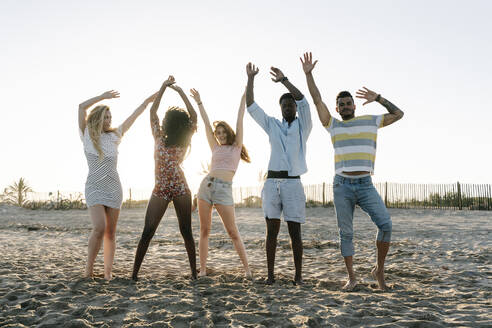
[80,126,124,209]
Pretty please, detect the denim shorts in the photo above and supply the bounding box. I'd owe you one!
[197,176,234,206]
[261,178,306,223]
[333,174,392,257]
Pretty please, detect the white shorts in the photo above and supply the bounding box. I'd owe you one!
[261,178,306,223]
[197,176,234,206]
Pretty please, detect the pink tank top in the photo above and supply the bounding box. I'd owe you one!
[210,144,242,172]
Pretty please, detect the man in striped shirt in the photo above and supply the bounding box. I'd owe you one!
[301,52,404,291]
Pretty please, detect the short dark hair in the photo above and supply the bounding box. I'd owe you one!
[336,91,354,104]
[279,93,296,105]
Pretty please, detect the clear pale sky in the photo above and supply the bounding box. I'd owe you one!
[1,0,491,198]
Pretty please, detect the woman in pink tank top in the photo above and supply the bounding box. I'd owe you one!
[190,88,252,279]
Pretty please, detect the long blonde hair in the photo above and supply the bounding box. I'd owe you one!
[87,105,118,159]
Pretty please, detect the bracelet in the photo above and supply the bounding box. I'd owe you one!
[375,94,381,102]
[197,102,202,105]
[280,77,288,82]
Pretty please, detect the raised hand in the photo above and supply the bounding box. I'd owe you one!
[190,88,202,104]
[356,87,379,105]
[169,84,183,93]
[163,75,176,87]
[100,90,120,99]
[246,63,259,78]
[300,52,318,74]
[270,67,285,83]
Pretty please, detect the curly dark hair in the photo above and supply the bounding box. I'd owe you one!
[162,107,195,148]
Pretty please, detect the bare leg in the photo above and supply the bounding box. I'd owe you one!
[103,207,120,280]
[85,205,106,278]
[132,195,169,280]
[215,204,251,278]
[342,256,357,290]
[372,240,390,290]
[197,199,213,277]
[265,218,281,284]
[287,221,303,285]
[173,194,197,280]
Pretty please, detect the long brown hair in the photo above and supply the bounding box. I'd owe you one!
[213,121,250,163]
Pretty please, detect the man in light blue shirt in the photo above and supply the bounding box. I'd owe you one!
[245,62,312,285]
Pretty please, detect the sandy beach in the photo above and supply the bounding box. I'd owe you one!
[0,205,490,327]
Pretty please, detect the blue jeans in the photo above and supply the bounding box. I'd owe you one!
[333,175,392,257]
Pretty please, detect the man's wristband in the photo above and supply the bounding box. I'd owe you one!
[375,94,381,102]
[197,102,202,105]
[280,77,288,83]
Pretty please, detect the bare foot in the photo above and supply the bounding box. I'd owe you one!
[104,273,113,281]
[245,270,253,280]
[342,279,357,291]
[198,269,207,278]
[293,278,304,286]
[84,267,94,278]
[265,277,275,285]
[371,267,388,291]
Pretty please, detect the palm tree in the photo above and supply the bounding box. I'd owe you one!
[3,178,33,207]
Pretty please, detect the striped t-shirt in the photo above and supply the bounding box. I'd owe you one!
[325,115,384,174]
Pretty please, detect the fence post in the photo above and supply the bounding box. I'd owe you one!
[129,188,132,208]
[384,182,388,207]
[322,182,326,206]
[488,185,491,211]
[457,181,462,210]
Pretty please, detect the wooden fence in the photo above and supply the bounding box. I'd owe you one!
[26,182,491,210]
[233,182,492,210]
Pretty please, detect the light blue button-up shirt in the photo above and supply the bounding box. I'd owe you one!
[247,97,312,176]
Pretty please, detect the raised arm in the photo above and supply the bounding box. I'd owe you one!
[355,87,404,127]
[78,90,119,133]
[169,84,197,128]
[189,88,218,150]
[235,90,247,147]
[301,52,331,126]
[120,91,158,135]
[245,63,273,133]
[246,62,259,107]
[150,75,175,138]
[270,67,303,100]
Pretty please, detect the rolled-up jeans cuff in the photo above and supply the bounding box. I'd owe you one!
[377,229,391,242]
[340,241,354,257]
